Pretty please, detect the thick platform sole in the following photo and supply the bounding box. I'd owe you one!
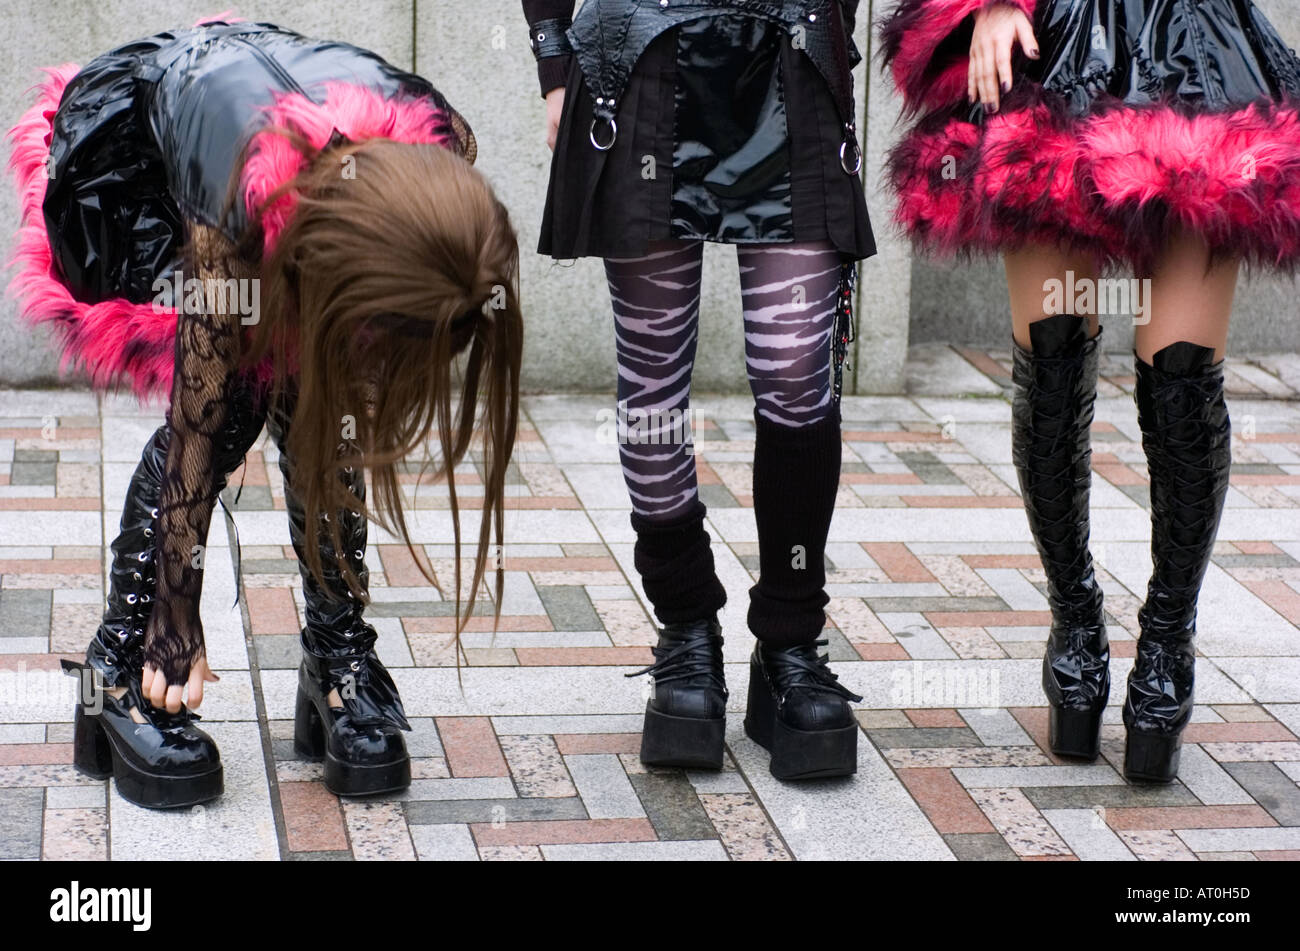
[1123,729,1183,784]
[639,702,725,770]
[1048,704,1104,760]
[73,704,223,809]
[744,663,857,780]
[294,689,411,796]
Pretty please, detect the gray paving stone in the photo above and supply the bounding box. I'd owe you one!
[492,715,645,734]
[1043,808,1137,860]
[1177,827,1300,852]
[1022,784,1201,810]
[628,771,717,841]
[541,840,729,861]
[224,485,273,511]
[566,753,645,819]
[286,850,355,861]
[409,823,480,861]
[697,484,739,508]
[239,559,300,575]
[404,718,445,759]
[383,777,516,803]
[820,625,860,663]
[729,723,954,860]
[953,765,1125,787]
[959,708,1036,746]
[870,597,1008,614]
[1222,761,1300,826]
[0,788,43,859]
[942,832,1020,861]
[537,585,602,631]
[252,634,301,669]
[685,768,750,794]
[0,724,45,744]
[405,797,586,825]
[45,785,106,809]
[1175,744,1256,805]
[0,589,51,637]
[367,601,461,618]
[9,462,55,485]
[867,727,983,749]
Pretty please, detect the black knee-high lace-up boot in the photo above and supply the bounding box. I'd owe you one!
[267,401,411,796]
[67,383,267,808]
[625,499,729,769]
[1011,314,1110,759]
[1124,341,1231,783]
[743,407,863,780]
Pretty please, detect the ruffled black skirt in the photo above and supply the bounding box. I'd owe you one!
[538,13,876,262]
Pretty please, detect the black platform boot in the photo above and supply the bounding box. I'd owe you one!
[627,616,727,768]
[1011,315,1110,759]
[1124,342,1231,783]
[67,381,266,809]
[625,499,729,768]
[743,409,863,779]
[269,404,411,796]
[65,424,222,807]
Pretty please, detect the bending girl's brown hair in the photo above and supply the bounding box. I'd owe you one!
[236,137,522,645]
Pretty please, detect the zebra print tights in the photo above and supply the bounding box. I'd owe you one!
[604,238,844,522]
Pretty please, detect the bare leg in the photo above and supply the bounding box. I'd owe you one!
[1137,226,1238,362]
[1004,243,1101,344]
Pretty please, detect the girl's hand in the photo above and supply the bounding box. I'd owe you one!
[545,86,565,151]
[142,655,219,714]
[969,3,1039,113]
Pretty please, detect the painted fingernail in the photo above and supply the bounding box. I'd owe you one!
[1030,48,1040,57]
[1001,80,1011,92]
[989,102,999,113]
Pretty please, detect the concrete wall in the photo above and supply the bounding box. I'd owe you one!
[1,1,1296,394]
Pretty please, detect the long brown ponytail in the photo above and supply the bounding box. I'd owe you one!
[242,138,522,647]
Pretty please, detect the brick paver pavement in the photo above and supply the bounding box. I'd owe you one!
[2,344,1298,860]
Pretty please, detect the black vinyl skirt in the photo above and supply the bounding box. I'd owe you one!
[538,15,876,262]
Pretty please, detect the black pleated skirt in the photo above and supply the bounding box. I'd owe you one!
[537,15,876,263]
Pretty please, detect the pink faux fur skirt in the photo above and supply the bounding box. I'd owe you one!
[879,0,1300,273]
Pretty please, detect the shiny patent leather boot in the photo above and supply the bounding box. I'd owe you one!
[626,615,727,769]
[1011,315,1110,759]
[1124,342,1231,783]
[744,640,864,780]
[65,660,222,809]
[270,401,411,796]
[73,423,223,808]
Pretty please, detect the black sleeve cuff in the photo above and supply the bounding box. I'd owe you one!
[537,54,573,97]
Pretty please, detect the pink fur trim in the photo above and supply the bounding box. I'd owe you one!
[6,58,456,399]
[194,10,246,26]
[881,0,1038,113]
[887,88,1300,272]
[241,83,456,255]
[5,64,181,399]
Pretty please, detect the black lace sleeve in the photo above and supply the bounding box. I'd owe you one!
[143,228,246,685]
